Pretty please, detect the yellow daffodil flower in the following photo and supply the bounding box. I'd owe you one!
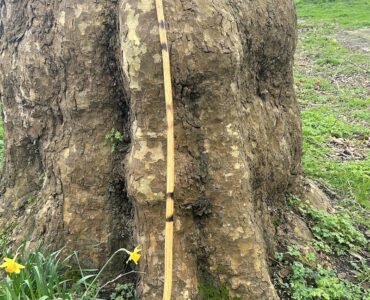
[126,246,141,264]
[0,257,25,274]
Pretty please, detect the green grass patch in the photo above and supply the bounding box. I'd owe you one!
[300,29,368,73]
[302,106,368,137]
[301,106,370,206]
[295,0,370,29]
[351,110,370,123]
[295,0,370,207]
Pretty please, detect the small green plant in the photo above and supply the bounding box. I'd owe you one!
[288,262,369,300]
[304,252,316,263]
[105,128,124,153]
[26,197,37,206]
[287,194,312,214]
[351,258,370,283]
[306,209,367,255]
[0,245,91,299]
[287,194,367,255]
[110,283,138,300]
[274,252,284,263]
[0,244,141,300]
[38,174,45,184]
[273,247,369,300]
[284,246,317,265]
[80,246,141,299]
[287,246,301,258]
[198,281,241,300]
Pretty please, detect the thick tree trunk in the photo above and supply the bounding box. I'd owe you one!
[0,0,301,299]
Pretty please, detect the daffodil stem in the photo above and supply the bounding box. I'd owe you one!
[74,251,88,290]
[93,270,146,299]
[81,248,129,300]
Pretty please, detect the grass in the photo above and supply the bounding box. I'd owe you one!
[273,196,370,299]
[301,105,370,206]
[0,245,90,300]
[295,0,370,207]
[295,0,370,28]
[272,1,370,298]
[0,240,139,300]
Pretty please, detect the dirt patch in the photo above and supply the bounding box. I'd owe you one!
[334,28,370,53]
[296,27,370,91]
[332,72,370,92]
[328,136,369,161]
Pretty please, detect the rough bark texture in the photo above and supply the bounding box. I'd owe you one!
[0,0,301,299]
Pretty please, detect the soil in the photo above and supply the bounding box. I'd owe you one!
[328,136,369,161]
[334,28,370,53]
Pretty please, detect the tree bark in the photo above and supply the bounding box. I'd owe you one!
[0,0,301,299]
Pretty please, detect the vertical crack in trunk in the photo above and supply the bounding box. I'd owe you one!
[103,2,136,280]
[0,0,137,274]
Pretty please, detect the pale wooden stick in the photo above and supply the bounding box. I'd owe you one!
[155,1,175,300]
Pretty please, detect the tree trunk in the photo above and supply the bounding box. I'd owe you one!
[0,0,301,299]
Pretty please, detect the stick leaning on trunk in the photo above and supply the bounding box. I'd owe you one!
[155,1,175,299]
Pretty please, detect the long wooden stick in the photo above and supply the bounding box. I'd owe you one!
[155,1,175,299]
